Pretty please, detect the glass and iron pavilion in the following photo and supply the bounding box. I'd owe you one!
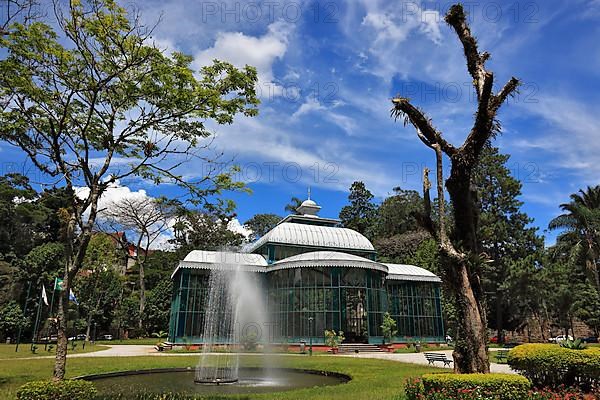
[168,198,445,345]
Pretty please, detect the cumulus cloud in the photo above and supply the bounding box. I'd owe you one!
[194,21,293,97]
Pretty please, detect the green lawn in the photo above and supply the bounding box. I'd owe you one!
[393,345,452,354]
[0,343,108,359]
[95,338,162,345]
[0,354,442,399]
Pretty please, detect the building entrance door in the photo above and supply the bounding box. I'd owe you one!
[341,288,368,343]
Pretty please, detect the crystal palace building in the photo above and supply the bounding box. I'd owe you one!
[168,197,445,346]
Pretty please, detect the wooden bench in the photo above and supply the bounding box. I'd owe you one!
[424,352,453,367]
[154,342,173,352]
[495,349,509,362]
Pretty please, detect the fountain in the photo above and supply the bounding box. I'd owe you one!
[80,253,350,398]
[195,265,268,385]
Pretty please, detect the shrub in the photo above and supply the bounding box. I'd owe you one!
[560,339,588,350]
[507,344,600,390]
[17,379,97,400]
[405,373,531,400]
[240,332,258,351]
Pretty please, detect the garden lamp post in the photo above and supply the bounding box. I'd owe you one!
[308,316,314,356]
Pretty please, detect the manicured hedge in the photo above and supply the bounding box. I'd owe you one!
[507,344,600,390]
[16,379,97,400]
[405,373,531,400]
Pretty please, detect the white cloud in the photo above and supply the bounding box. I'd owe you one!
[292,97,357,135]
[513,95,600,180]
[207,113,398,196]
[194,21,293,97]
[227,219,252,239]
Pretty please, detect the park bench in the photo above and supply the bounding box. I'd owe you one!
[495,349,509,362]
[424,352,453,367]
[154,342,173,352]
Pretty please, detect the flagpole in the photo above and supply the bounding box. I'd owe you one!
[48,277,57,318]
[46,278,57,351]
[15,281,32,352]
[31,286,43,352]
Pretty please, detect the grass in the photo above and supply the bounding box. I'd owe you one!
[95,338,161,345]
[393,345,451,354]
[0,354,442,399]
[0,343,108,360]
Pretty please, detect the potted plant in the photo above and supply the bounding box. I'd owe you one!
[414,340,422,353]
[324,329,345,354]
[380,312,397,352]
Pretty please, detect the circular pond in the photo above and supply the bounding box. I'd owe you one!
[82,367,350,397]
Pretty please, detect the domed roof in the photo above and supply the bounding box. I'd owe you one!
[300,199,317,207]
[247,222,375,253]
[272,251,388,272]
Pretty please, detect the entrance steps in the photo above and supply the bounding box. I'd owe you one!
[338,343,384,353]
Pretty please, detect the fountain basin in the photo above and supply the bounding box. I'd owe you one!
[80,367,350,397]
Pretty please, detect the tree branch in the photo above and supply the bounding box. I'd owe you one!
[491,77,520,113]
[391,97,458,156]
[444,4,488,98]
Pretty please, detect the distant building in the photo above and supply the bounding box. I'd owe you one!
[168,197,444,345]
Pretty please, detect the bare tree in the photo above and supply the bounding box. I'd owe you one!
[102,196,178,330]
[391,4,520,373]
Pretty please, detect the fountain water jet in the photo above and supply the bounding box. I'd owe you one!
[195,264,268,384]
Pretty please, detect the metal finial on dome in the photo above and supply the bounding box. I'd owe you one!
[297,189,321,216]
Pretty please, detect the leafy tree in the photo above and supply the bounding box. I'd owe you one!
[374,230,431,264]
[339,181,377,237]
[172,208,245,254]
[143,279,172,334]
[82,234,120,272]
[284,197,303,215]
[143,250,180,291]
[549,185,600,296]
[0,0,258,379]
[75,266,122,341]
[114,294,140,337]
[0,174,52,258]
[473,144,544,342]
[0,300,29,341]
[375,187,422,237]
[19,242,65,287]
[244,213,281,241]
[392,4,521,372]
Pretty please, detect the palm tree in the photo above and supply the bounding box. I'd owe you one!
[284,197,303,215]
[549,185,600,295]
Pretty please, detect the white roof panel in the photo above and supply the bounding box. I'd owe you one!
[383,263,441,282]
[246,222,375,253]
[272,251,388,273]
[172,250,267,278]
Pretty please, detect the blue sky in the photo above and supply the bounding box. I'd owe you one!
[2,0,600,244]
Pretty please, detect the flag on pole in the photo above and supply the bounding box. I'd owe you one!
[41,285,48,306]
[54,278,65,291]
[69,289,78,304]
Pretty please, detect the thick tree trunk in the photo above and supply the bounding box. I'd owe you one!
[496,291,503,344]
[448,261,490,373]
[138,262,145,330]
[52,275,70,381]
[446,162,490,373]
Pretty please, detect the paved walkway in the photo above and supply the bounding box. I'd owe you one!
[4,345,515,374]
[340,350,515,374]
